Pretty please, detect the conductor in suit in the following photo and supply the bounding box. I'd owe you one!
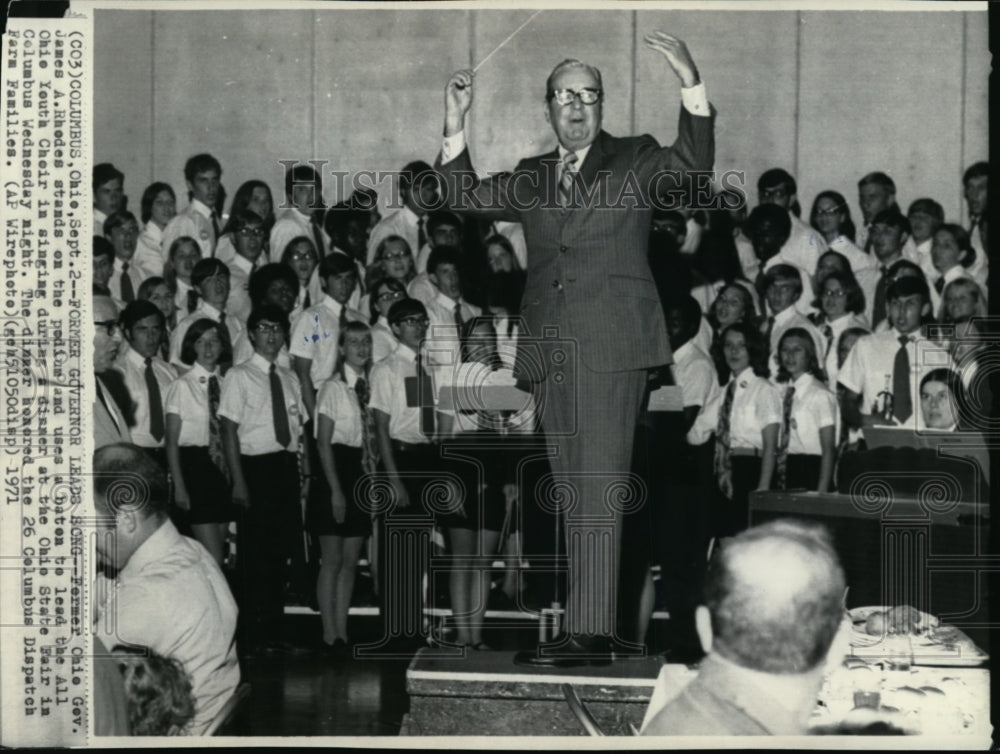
[437,33,715,665]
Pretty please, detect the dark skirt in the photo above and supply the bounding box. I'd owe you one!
[307,444,372,538]
[784,454,823,492]
[436,435,507,532]
[178,445,235,524]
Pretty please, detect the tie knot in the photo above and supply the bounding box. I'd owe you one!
[122,261,129,271]
[144,357,152,367]
[563,151,578,169]
[269,363,277,373]
[899,335,911,347]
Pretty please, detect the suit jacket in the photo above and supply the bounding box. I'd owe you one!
[437,106,715,374]
[95,375,132,449]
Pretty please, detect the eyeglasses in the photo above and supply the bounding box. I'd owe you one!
[397,316,429,327]
[289,251,316,262]
[548,88,602,107]
[815,205,844,217]
[822,289,847,298]
[238,227,265,238]
[382,251,411,261]
[254,322,284,335]
[760,187,789,200]
[378,290,405,302]
[94,319,122,336]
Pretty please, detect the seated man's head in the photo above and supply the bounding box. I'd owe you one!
[745,204,791,263]
[698,519,846,675]
[665,296,702,352]
[183,153,222,210]
[857,172,897,226]
[763,264,802,316]
[757,168,797,212]
[400,160,440,215]
[93,444,171,570]
[121,300,167,361]
[886,276,931,336]
[869,207,910,265]
[906,198,944,246]
[104,211,140,263]
[427,245,463,302]
[94,237,115,291]
[388,298,429,351]
[427,210,462,250]
[285,162,323,212]
[318,252,358,305]
[920,368,961,430]
[93,163,125,216]
[93,295,123,374]
[962,161,988,218]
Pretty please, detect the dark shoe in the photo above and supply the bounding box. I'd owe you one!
[321,638,350,660]
[513,634,613,668]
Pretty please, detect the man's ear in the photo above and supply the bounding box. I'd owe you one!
[695,605,713,654]
[920,299,932,319]
[428,271,440,289]
[118,507,139,536]
[543,101,552,126]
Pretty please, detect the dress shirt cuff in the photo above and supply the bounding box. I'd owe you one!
[681,82,710,117]
[441,132,466,164]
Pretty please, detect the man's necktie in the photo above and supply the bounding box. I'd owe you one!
[311,215,327,259]
[417,216,427,251]
[822,323,834,360]
[714,380,737,500]
[355,376,379,475]
[934,277,945,295]
[453,302,464,331]
[186,288,199,314]
[416,353,436,438]
[144,357,165,442]
[270,363,292,448]
[96,377,122,435]
[776,385,796,490]
[211,212,221,245]
[303,290,311,310]
[207,374,230,482]
[864,225,873,253]
[762,316,776,348]
[558,151,579,208]
[120,263,135,303]
[872,266,889,327]
[339,306,348,331]
[892,335,912,423]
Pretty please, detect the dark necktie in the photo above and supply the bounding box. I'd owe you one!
[776,385,796,490]
[270,363,292,448]
[303,290,311,310]
[453,302,464,331]
[558,150,579,208]
[211,212,221,245]
[144,357,165,442]
[311,215,327,259]
[892,335,912,423]
[714,380,737,499]
[763,316,776,347]
[873,266,889,327]
[120,262,135,303]
[96,377,122,435]
[864,225,874,253]
[416,353,436,438]
[934,277,945,295]
[186,287,198,314]
[355,376,379,475]
[417,216,427,251]
[207,374,230,482]
[339,305,348,331]
[822,324,834,360]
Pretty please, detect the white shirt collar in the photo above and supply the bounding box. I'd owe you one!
[394,341,417,362]
[231,254,255,274]
[321,294,344,317]
[558,142,593,167]
[790,371,813,391]
[197,300,224,319]
[401,205,421,225]
[344,363,364,388]
[189,361,220,381]
[673,340,696,364]
[773,306,798,326]
[249,352,275,372]
[435,289,462,310]
[190,198,213,219]
[732,366,755,386]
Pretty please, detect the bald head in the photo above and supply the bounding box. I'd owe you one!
[704,519,845,674]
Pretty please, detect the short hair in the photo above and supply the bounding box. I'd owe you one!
[886,258,925,283]
[667,295,703,344]
[120,299,166,335]
[179,317,231,366]
[93,443,170,519]
[93,236,115,262]
[941,277,987,320]
[103,210,138,237]
[962,161,988,186]
[183,153,221,182]
[703,519,846,674]
[387,297,427,325]
[757,168,797,196]
[745,203,791,240]
[333,320,373,380]
[427,244,462,276]
[247,303,289,334]
[838,326,870,356]
[139,182,175,225]
[227,208,265,233]
[776,327,824,383]
[935,223,976,268]
[318,251,357,281]
[907,197,944,224]
[720,320,770,378]
[280,236,318,266]
[858,171,896,193]
[93,162,124,191]
[817,270,865,316]
[368,277,408,323]
[871,206,910,236]
[112,646,196,736]
[284,162,323,205]
[545,59,603,98]
[427,210,462,237]
[886,274,930,305]
[137,276,169,302]
[191,258,229,287]
[400,160,435,190]
[324,205,370,241]
[763,263,802,295]
[248,263,299,308]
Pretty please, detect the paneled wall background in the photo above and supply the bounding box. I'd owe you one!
[94,7,988,226]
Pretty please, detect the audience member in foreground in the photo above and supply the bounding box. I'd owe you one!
[642,519,846,736]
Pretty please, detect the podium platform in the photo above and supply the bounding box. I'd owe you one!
[402,648,662,735]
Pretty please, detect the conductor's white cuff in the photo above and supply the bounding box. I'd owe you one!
[681,82,709,117]
[441,132,466,164]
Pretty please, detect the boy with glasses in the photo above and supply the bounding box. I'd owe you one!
[104,211,144,304]
[224,210,268,323]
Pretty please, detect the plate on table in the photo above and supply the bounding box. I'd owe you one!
[847,607,987,667]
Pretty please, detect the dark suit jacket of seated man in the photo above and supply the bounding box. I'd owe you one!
[436,34,715,656]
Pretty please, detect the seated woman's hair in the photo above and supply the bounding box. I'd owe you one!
[112,645,196,735]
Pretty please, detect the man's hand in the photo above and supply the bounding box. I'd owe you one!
[444,69,474,137]
[644,32,700,88]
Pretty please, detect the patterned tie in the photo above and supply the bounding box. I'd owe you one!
[120,262,135,303]
[872,266,889,327]
[776,385,796,490]
[355,376,379,475]
[270,363,292,448]
[311,215,327,259]
[714,381,737,499]
[144,357,165,442]
[416,353,436,438]
[892,335,912,423]
[558,150,578,208]
[453,302,464,331]
[207,374,230,482]
[417,216,427,252]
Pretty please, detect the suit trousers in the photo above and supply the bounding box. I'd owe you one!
[535,345,647,638]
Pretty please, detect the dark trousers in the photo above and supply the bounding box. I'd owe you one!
[237,451,300,649]
[716,455,763,538]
